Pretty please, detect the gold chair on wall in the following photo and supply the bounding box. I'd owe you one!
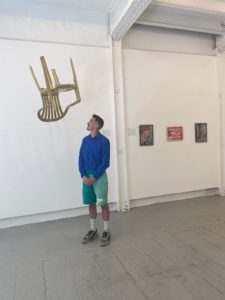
[29,56,81,122]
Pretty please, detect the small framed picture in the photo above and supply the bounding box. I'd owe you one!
[167,127,183,141]
[195,123,207,143]
[139,124,154,146]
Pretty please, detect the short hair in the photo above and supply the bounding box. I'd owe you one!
[93,114,104,129]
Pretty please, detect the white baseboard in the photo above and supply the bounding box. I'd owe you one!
[130,188,220,209]
[0,189,221,229]
[0,203,117,229]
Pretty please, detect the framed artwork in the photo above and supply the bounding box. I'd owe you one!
[167,127,183,141]
[139,124,154,146]
[195,123,207,143]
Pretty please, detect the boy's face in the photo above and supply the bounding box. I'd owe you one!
[87,117,98,131]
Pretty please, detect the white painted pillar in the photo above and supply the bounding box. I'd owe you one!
[216,49,225,196]
[111,40,130,211]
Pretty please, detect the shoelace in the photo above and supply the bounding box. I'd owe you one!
[102,232,109,240]
[87,230,95,238]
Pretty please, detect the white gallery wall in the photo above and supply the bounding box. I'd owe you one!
[0,0,119,227]
[0,2,223,226]
[123,48,220,200]
[0,38,117,222]
[123,24,215,55]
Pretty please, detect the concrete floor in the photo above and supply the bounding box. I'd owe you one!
[1,195,225,299]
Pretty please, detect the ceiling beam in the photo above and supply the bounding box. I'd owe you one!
[110,0,152,40]
[155,0,225,16]
[136,4,225,35]
[135,0,225,35]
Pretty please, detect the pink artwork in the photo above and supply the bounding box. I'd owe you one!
[167,127,183,141]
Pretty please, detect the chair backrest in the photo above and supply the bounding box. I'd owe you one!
[30,56,81,122]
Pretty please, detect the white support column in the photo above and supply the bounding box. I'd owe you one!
[216,35,225,196]
[111,40,129,211]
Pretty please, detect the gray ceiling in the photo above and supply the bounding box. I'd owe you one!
[11,0,119,12]
[3,0,225,36]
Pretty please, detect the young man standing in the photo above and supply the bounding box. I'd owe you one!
[78,114,111,246]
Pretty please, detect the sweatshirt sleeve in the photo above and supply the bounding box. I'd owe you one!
[78,139,86,177]
[93,138,110,179]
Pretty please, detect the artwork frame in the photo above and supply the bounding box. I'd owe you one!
[167,126,183,141]
[195,123,207,143]
[139,124,154,146]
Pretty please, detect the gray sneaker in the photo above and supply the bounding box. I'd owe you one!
[100,231,111,247]
[82,229,99,244]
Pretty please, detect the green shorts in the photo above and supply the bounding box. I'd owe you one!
[82,171,108,206]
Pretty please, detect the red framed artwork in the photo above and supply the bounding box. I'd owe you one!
[167,127,183,141]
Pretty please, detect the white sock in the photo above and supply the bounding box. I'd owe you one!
[103,221,109,232]
[90,218,96,231]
